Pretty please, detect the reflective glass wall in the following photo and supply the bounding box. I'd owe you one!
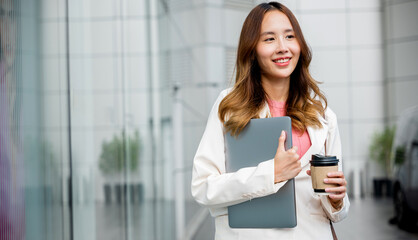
[1,0,25,239]
[6,1,417,240]
[2,0,177,239]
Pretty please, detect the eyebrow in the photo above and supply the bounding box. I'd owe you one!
[260,29,294,36]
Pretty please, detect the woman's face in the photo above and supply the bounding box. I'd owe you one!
[255,10,300,82]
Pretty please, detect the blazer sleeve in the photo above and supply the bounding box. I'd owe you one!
[191,90,287,209]
[319,108,350,222]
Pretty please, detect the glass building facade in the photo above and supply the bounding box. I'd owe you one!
[3,0,228,239]
[1,0,418,239]
[2,0,181,239]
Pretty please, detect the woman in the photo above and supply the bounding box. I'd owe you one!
[191,2,349,239]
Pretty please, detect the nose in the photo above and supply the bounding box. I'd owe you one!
[275,38,289,54]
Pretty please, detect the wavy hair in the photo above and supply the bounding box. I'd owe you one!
[219,2,327,136]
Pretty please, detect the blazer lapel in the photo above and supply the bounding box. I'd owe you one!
[258,102,329,168]
[300,117,329,167]
[259,102,271,118]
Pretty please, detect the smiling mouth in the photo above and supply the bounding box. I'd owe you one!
[273,57,291,63]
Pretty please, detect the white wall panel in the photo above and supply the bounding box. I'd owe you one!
[69,58,119,91]
[310,49,348,84]
[349,11,382,46]
[68,0,119,19]
[42,22,66,56]
[43,94,65,129]
[338,122,353,164]
[206,7,223,44]
[160,88,173,120]
[394,79,418,116]
[189,47,207,84]
[393,41,418,77]
[169,50,192,84]
[129,93,151,125]
[322,85,351,121]
[69,58,90,90]
[352,121,384,159]
[93,93,123,127]
[169,8,206,50]
[183,124,206,164]
[392,1,418,39]
[90,21,117,55]
[89,0,117,18]
[42,57,67,92]
[223,9,247,47]
[351,48,384,83]
[122,0,147,17]
[206,0,223,5]
[91,58,117,90]
[124,56,149,91]
[123,19,147,54]
[352,84,384,120]
[299,13,347,47]
[348,0,381,9]
[41,0,66,19]
[182,87,209,122]
[385,42,396,78]
[206,46,225,83]
[299,0,346,10]
[68,21,92,55]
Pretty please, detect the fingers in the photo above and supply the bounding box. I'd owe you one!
[277,131,286,152]
[325,186,346,193]
[328,192,346,200]
[274,131,302,182]
[326,185,346,201]
[288,145,298,154]
[324,171,347,200]
[324,177,347,186]
[327,171,344,178]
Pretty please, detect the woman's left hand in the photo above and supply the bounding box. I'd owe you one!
[306,170,347,210]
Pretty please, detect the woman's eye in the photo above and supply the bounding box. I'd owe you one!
[286,35,295,39]
[264,37,275,42]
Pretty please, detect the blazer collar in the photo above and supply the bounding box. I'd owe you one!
[259,102,271,118]
[259,102,329,168]
[300,124,328,167]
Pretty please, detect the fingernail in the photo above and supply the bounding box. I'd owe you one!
[324,179,329,183]
[281,130,284,136]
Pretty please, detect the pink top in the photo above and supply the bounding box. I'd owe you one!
[267,99,312,159]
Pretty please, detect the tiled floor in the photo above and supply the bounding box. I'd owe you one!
[193,197,418,240]
[93,196,418,239]
[334,197,418,240]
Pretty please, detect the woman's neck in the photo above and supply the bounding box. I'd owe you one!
[261,76,290,102]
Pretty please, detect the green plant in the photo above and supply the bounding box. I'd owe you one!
[99,130,141,175]
[369,126,396,177]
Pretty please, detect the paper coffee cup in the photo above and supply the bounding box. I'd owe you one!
[310,154,339,195]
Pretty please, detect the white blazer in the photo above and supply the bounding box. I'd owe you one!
[191,89,350,240]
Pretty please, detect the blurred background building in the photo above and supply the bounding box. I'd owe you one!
[1,0,417,239]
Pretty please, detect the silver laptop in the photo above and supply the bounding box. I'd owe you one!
[225,117,297,228]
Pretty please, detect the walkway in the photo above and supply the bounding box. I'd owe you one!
[193,197,418,239]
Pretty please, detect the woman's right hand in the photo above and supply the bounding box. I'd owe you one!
[274,131,301,183]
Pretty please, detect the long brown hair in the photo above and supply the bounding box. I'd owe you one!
[219,2,327,136]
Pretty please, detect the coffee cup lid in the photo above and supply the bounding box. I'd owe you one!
[310,154,339,166]
[311,154,337,161]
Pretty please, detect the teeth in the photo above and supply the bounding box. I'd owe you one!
[274,58,290,63]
